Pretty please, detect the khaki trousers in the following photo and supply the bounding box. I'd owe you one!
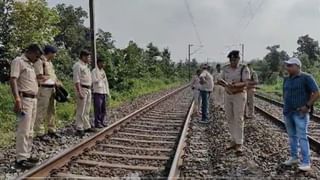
[16,97,37,161]
[225,92,247,145]
[213,85,224,108]
[34,87,56,135]
[75,87,92,130]
[246,89,255,117]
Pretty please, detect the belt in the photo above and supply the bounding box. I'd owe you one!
[81,84,91,89]
[20,92,36,99]
[40,84,55,88]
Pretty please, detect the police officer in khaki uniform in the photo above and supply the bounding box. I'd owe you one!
[245,63,259,119]
[34,45,60,137]
[218,50,250,154]
[73,50,94,136]
[213,64,224,110]
[10,44,42,169]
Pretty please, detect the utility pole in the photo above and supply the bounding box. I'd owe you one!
[241,43,244,63]
[89,0,97,68]
[188,44,193,80]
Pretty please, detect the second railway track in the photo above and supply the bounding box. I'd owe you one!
[18,85,194,179]
[255,93,320,153]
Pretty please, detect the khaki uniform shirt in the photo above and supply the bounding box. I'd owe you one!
[213,71,223,83]
[199,70,214,92]
[91,68,110,95]
[34,56,57,85]
[73,60,92,86]
[247,70,259,91]
[222,64,250,94]
[10,54,38,95]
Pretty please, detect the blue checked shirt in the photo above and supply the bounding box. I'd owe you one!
[283,72,319,115]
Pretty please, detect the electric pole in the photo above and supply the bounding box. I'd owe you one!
[188,44,193,80]
[241,43,244,63]
[89,0,97,68]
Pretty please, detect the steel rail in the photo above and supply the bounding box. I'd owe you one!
[18,84,189,180]
[168,100,194,180]
[255,93,320,121]
[255,105,320,153]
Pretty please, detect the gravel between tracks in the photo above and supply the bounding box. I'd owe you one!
[183,97,320,179]
[0,86,182,179]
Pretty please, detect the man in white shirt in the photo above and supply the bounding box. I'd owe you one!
[199,64,214,123]
[92,59,110,128]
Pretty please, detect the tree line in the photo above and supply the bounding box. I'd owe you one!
[250,34,320,84]
[0,0,196,90]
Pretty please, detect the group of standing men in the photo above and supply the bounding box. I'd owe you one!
[191,50,258,154]
[10,44,110,169]
[192,49,320,171]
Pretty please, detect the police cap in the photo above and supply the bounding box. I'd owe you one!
[227,50,240,59]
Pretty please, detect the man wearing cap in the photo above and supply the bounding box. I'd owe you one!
[282,57,319,171]
[91,59,110,128]
[10,44,42,168]
[73,50,95,136]
[34,45,60,138]
[213,64,224,110]
[245,63,259,119]
[198,64,214,123]
[218,50,250,154]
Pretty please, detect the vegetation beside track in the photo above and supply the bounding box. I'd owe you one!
[0,1,194,148]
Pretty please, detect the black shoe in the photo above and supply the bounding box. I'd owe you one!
[48,131,61,138]
[15,160,36,169]
[76,130,85,137]
[39,134,51,142]
[84,128,97,133]
[28,157,39,163]
[95,124,104,129]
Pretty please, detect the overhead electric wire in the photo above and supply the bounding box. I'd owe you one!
[242,0,265,32]
[184,0,203,46]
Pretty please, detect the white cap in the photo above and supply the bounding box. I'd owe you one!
[284,57,301,67]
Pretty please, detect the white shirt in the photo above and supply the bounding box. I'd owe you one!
[91,67,110,95]
[199,70,214,92]
[73,60,92,86]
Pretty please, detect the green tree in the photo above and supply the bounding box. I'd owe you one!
[296,35,320,65]
[10,0,60,54]
[54,3,89,58]
[0,0,14,59]
[260,45,289,83]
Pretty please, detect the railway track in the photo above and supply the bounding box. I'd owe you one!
[18,85,194,179]
[254,93,320,153]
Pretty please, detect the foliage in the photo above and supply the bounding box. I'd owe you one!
[0,0,14,59]
[10,0,60,54]
[54,3,90,57]
[295,35,320,67]
[0,84,16,148]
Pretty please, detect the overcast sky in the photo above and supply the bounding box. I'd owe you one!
[48,0,320,63]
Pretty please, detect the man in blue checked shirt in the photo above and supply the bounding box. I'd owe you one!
[282,57,320,171]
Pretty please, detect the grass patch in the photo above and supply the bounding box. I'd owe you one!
[0,78,185,149]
